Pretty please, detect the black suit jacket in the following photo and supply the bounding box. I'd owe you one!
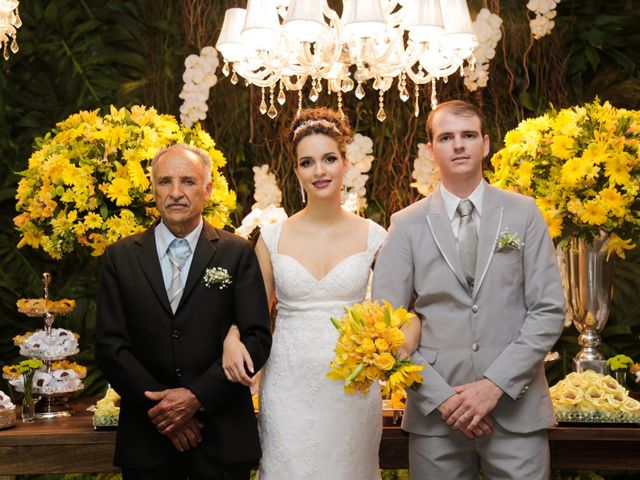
[95,221,272,469]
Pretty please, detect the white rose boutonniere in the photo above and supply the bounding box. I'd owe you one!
[495,229,522,252]
[203,267,232,290]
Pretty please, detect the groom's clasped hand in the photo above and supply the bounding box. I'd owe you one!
[438,378,503,439]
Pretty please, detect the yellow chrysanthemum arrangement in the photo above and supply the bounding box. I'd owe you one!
[488,99,640,258]
[550,370,640,422]
[14,105,236,259]
[327,300,424,396]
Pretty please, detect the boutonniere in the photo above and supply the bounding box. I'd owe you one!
[203,267,232,289]
[495,229,522,252]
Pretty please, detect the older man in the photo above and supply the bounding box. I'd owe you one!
[96,144,271,480]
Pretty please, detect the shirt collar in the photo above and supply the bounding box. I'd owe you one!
[439,180,485,221]
[155,218,203,258]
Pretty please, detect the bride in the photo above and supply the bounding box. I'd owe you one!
[223,107,385,479]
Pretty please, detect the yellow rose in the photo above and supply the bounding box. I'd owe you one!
[365,366,380,381]
[359,337,376,355]
[376,353,395,371]
[375,338,390,352]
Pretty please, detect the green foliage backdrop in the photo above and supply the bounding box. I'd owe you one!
[0,0,639,410]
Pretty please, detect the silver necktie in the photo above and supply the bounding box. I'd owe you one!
[457,199,477,286]
[167,238,191,313]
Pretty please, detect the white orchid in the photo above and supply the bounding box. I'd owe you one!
[410,143,440,197]
[463,8,503,92]
[179,46,220,127]
[235,204,288,239]
[252,164,283,209]
[343,133,374,213]
[527,0,560,39]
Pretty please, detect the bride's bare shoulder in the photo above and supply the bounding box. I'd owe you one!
[343,212,370,230]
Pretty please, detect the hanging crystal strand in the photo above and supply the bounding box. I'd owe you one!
[337,89,344,117]
[259,87,268,115]
[267,84,278,118]
[414,83,420,118]
[355,81,365,99]
[376,89,386,122]
[430,78,438,110]
[222,61,230,77]
[10,36,18,54]
[309,78,319,102]
[277,80,286,105]
[14,8,22,28]
[297,89,303,117]
[230,67,239,85]
[398,72,409,102]
[316,78,323,93]
[3,44,9,62]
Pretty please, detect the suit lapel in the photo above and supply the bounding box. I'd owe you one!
[426,190,470,291]
[473,185,503,298]
[135,225,173,316]
[178,222,219,311]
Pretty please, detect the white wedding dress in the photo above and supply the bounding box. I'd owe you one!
[258,219,386,480]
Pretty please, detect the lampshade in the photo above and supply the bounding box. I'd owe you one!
[439,0,477,50]
[402,0,444,42]
[242,0,282,50]
[216,8,247,62]
[283,0,327,43]
[341,0,386,41]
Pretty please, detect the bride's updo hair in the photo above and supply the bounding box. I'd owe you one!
[289,108,353,159]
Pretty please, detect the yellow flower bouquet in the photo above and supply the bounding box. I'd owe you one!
[550,370,640,422]
[327,300,424,396]
[488,99,640,258]
[14,105,236,259]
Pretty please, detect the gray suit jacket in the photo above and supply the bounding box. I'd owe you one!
[372,183,565,436]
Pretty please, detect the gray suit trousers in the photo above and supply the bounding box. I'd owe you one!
[408,423,549,480]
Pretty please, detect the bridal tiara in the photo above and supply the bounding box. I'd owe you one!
[293,119,342,139]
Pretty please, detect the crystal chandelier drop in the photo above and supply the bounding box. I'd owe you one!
[216,0,477,121]
[0,0,21,60]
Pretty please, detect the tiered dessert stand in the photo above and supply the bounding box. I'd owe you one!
[7,273,83,418]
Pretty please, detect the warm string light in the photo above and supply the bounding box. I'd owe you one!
[216,0,478,121]
[0,0,21,60]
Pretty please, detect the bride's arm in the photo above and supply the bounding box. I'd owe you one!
[222,236,275,386]
[397,316,422,360]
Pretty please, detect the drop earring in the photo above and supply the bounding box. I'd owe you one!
[299,180,306,203]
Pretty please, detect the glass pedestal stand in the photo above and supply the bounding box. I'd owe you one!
[35,389,74,419]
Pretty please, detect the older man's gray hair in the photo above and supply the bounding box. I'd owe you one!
[151,143,212,183]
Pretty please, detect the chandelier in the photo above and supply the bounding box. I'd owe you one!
[0,0,20,60]
[216,0,477,121]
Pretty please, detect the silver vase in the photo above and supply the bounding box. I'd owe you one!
[563,234,613,373]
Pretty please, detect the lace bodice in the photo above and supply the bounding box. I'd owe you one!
[257,219,385,480]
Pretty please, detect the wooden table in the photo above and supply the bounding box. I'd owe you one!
[2,399,640,474]
[382,416,640,471]
[0,397,118,475]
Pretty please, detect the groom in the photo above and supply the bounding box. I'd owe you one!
[373,101,564,479]
[96,144,272,480]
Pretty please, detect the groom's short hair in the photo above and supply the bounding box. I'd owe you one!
[426,100,487,141]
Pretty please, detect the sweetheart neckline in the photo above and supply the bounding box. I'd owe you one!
[275,251,369,283]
